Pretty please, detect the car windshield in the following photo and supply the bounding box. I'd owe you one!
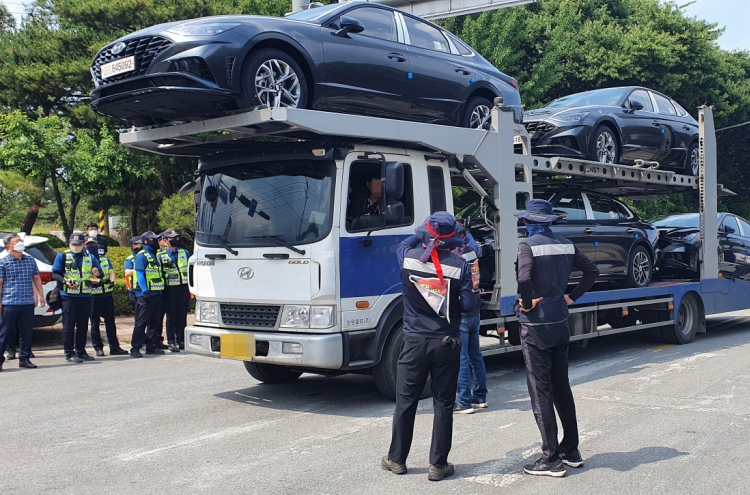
[197,160,335,248]
[27,243,58,265]
[543,88,628,109]
[651,213,721,228]
[286,3,347,22]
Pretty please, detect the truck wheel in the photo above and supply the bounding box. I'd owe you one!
[506,321,521,346]
[373,323,431,401]
[243,362,302,384]
[660,293,701,344]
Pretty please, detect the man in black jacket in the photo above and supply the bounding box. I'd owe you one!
[515,199,599,478]
[381,212,476,482]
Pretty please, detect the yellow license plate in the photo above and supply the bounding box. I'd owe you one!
[220,333,256,360]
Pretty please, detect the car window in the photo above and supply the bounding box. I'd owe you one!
[447,33,472,55]
[403,16,450,53]
[629,89,654,112]
[722,215,740,234]
[427,166,446,214]
[673,101,689,117]
[346,161,414,232]
[652,92,678,116]
[553,193,586,221]
[588,195,623,221]
[544,88,627,108]
[26,243,58,265]
[343,7,397,42]
[737,218,750,238]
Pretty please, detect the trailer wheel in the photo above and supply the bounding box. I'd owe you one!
[373,323,431,401]
[661,293,701,344]
[244,362,302,384]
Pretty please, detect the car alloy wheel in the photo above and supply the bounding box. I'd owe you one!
[255,59,301,108]
[632,250,651,286]
[690,145,700,176]
[469,104,492,129]
[596,131,617,163]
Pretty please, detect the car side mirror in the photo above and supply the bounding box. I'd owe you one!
[629,100,645,112]
[552,210,568,223]
[384,161,405,199]
[385,200,405,226]
[334,16,365,37]
[725,226,736,234]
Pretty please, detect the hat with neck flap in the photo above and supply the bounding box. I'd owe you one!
[414,212,465,284]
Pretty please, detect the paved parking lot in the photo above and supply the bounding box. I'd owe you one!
[3,311,750,495]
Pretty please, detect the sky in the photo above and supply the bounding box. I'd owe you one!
[0,0,748,51]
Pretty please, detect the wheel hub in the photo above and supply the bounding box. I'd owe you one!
[596,131,616,163]
[255,59,301,108]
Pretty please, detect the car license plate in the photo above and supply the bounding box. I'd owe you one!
[513,135,523,145]
[220,333,256,360]
[100,56,135,79]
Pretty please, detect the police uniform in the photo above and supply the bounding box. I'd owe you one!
[514,200,599,477]
[383,212,476,481]
[52,233,102,362]
[129,231,165,357]
[124,236,142,313]
[87,240,126,356]
[157,230,190,351]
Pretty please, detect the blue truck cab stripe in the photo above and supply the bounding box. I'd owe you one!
[339,234,410,299]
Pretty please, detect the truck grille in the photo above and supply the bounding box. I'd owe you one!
[220,304,281,329]
[92,36,173,86]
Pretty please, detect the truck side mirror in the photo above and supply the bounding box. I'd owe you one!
[384,161,404,199]
[385,200,405,226]
[335,16,365,37]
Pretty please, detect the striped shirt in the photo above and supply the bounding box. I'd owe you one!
[0,252,40,305]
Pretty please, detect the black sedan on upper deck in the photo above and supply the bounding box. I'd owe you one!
[523,87,700,175]
[89,2,522,129]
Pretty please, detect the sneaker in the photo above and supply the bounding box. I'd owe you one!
[95,349,105,357]
[428,462,455,481]
[472,401,488,409]
[380,456,407,475]
[6,350,17,360]
[65,355,83,363]
[523,457,566,478]
[561,450,584,468]
[79,354,95,361]
[145,348,165,355]
[169,344,180,353]
[454,404,475,414]
[110,348,129,356]
[130,349,143,358]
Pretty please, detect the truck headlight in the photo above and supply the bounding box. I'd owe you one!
[311,306,335,329]
[281,305,310,328]
[198,302,220,324]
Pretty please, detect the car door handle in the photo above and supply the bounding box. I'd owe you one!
[626,228,636,234]
[388,53,407,62]
[683,126,692,131]
[584,228,595,234]
[652,122,661,127]
[454,67,471,75]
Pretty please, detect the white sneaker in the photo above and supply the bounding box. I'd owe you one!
[454,404,475,414]
[472,402,488,409]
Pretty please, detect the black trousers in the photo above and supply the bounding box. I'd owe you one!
[62,297,92,358]
[388,336,461,466]
[154,295,165,343]
[131,294,163,351]
[0,304,33,364]
[4,320,18,352]
[521,322,579,463]
[164,285,190,345]
[90,295,121,351]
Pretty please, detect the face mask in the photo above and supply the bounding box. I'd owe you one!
[70,245,84,254]
[147,240,160,250]
[169,239,179,247]
[526,223,551,237]
[88,229,98,236]
[132,246,142,254]
[13,242,25,253]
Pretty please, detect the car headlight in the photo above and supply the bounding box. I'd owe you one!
[683,233,698,242]
[550,111,590,123]
[311,306,335,329]
[281,305,310,328]
[198,301,220,323]
[166,22,241,36]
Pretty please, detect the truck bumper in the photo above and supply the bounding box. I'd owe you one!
[185,325,344,370]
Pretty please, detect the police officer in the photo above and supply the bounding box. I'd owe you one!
[52,232,102,363]
[157,230,190,352]
[86,237,127,356]
[129,231,165,358]
[382,212,476,482]
[85,223,107,258]
[514,200,599,478]
[124,236,142,313]
[151,233,172,349]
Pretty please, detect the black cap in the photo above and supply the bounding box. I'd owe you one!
[140,231,157,241]
[85,236,98,245]
[69,233,86,245]
[160,229,179,239]
[129,236,142,246]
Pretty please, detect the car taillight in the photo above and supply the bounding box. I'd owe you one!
[39,272,53,284]
[509,77,519,91]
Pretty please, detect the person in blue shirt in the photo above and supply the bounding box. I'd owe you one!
[129,231,166,358]
[123,236,142,312]
[86,236,127,357]
[52,232,102,363]
[157,230,191,352]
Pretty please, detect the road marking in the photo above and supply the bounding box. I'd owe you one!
[651,344,675,352]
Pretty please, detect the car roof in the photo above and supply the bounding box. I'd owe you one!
[0,232,52,248]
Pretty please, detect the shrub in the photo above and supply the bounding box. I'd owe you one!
[41,235,67,249]
[101,234,120,247]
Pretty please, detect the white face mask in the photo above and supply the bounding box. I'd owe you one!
[89,229,98,236]
[13,242,25,253]
[70,245,84,254]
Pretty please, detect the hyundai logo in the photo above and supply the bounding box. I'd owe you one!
[111,42,126,55]
[238,267,254,280]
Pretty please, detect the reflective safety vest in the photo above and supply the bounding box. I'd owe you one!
[158,248,189,286]
[139,250,165,292]
[61,250,94,295]
[125,253,138,291]
[90,257,114,296]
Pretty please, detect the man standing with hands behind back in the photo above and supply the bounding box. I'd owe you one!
[514,200,599,478]
[0,234,45,371]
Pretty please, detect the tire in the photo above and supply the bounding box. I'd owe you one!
[660,293,701,344]
[623,245,653,288]
[243,362,302,384]
[686,142,699,176]
[506,321,521,346]
[373,323,431,401]
[590,125,620,164]
[241,48,308,110]
[462,96,494,129]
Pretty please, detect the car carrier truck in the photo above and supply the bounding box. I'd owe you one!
[120,100,747,399]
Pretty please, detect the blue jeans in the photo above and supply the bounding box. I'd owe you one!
[457,315,488,408]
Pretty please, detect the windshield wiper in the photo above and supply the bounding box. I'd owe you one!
[197,231,238,256]
[245,235,306,255]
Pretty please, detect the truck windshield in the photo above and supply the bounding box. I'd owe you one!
[197,160,335,248]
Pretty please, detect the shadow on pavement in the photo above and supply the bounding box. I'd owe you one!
[576,446,689,473]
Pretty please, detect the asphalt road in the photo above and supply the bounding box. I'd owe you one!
[4,311,750,495]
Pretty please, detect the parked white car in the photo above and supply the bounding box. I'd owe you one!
[0,232,63,327]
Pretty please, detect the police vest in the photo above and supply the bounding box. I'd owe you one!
[61,250,94,295]
[90,257,114,296]
[158,249,189,286]
[516,231,577,326]
[139,250,165,292]
[125,253,138,291]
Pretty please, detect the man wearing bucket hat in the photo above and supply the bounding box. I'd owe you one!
[514,199,599,478]
[382,211,476,482]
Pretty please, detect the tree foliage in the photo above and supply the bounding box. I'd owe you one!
[157,193,196,242]
[0,169,42,220]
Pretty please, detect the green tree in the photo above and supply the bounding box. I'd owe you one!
[0,170,43,221]
[157,193,196,242]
